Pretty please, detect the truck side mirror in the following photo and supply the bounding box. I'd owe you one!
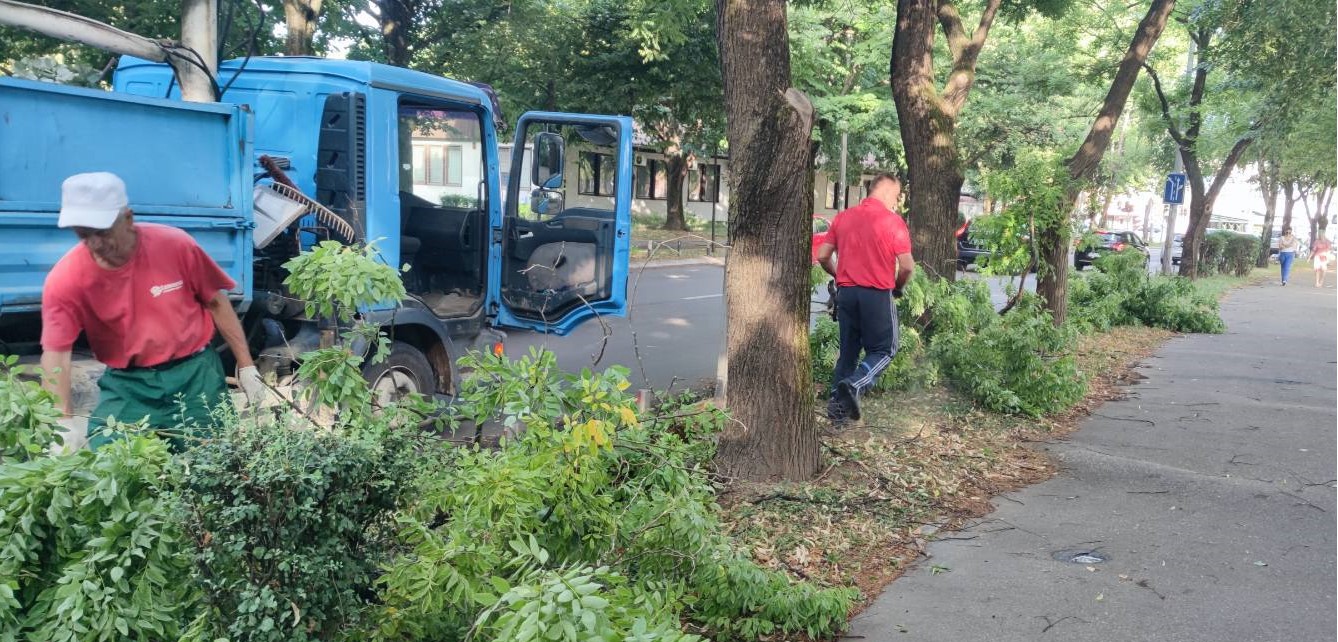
[530,188,564,217]
[532,132,564,188]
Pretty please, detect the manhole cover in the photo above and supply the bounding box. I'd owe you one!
[1052,549,1108,564]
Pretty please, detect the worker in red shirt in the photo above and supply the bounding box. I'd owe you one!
[815,173,915,423]
[39,172,266,450]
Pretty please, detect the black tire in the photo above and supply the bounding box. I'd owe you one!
[362,340,435,403]
[957,259,969,271]
[1074,262,1085,271]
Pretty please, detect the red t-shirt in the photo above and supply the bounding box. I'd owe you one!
[41,223,236,369]
[827,198,913,290]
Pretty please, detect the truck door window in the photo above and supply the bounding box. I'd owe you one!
[397,102,488,319]
[502,123,624,319]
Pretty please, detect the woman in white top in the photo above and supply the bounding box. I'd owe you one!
[1277,227,1299,285]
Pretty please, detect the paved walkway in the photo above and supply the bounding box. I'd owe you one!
[849,278,1337,641]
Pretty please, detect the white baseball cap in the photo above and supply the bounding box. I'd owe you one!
[59,172,128,229]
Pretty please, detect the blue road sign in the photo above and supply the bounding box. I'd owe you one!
[1164,172,1187,205]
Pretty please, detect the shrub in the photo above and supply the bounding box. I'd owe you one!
[1198,231,1230,275]
[1223,233,1259,277]
[438,194,478,208]
[177,414,426,642]
[0,434,198,642]
[932,298,1086,417]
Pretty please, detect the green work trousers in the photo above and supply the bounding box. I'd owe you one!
[87,349,230,451]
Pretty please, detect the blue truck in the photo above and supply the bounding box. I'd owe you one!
[0,55,634,398]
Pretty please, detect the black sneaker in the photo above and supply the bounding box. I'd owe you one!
[835,380,861,421]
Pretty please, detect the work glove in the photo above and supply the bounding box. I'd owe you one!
[49,416,87,455]
[237,366,270,406]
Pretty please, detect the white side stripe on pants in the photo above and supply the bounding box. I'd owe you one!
[851,354,893,391]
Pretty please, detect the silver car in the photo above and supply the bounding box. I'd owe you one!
[1171,233,1184,264]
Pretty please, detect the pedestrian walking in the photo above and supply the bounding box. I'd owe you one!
[815,173,915,423]
[39,172,266,450]
[1313,235,1333,288]
[1277,227,1299,285]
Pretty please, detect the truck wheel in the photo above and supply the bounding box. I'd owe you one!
[362,341,435,405]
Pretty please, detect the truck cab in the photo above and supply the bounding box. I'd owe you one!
[0,57,633,399]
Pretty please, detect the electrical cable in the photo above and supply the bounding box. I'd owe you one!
[219,0,265,98]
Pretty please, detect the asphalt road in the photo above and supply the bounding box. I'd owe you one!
[518,252,1170,394]
[505,260,728,394]
[847,278,1337,641]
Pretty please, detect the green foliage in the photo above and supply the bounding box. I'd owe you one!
[438,194,479,208]
[810,316,937,392]
[976,149,1072,277]
[284,241,405,417]
[374,349,855,641]
[932,297,1086,417]
[1123,278,1226,334]
[1223,232,1259,277]
[1197,231,1231,276]
[0,435,197,642]
[0,356,63,462]
[897,272,996,340]
[1069,250,1225,334]
[283,240,408,323]
[177,416,423,642]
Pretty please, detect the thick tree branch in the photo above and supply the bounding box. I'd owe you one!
[938,0,1002,114]
[1141,62,1190,150]
[937,0,968,59]
[1066,0,1176,183]
[1204,136,1253,206]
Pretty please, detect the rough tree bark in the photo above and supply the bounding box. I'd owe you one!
[1143,28,1254,279]
[714,0,819,481]
[1037,0,1175,324]
[282,0,321,56]
[890,0,1001,280]
[1281,180,1297,232]
[1255,160,1280,267]
[1302,185,1333,245]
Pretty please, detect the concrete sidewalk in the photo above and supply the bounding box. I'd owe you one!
[849,279,1337,641]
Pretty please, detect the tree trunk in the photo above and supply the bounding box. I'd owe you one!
[663,148,690,231]
[1038,0,1175,323]
[891,0,963,280]
[1097,190,1114,229]
[282,0,321,56]
[714,0,819,482]
[1177,137,1251,278]
[376,0,412,67]
[1282,180,1297,232]
[1256,161,1279,267]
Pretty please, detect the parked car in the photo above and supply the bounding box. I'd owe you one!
[1074,230,1150,270]
[812,214,832,264]
[955,220,991,270]
[1171,233,1184,265]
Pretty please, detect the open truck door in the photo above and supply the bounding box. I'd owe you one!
[491,113,633,334]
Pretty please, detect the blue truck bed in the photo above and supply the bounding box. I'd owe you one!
[0,77,254,316]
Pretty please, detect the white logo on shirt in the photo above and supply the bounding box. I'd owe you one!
[150,280,184,297]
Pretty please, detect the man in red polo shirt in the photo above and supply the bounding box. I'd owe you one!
[815,173,915,423]
[39,172,266,450]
